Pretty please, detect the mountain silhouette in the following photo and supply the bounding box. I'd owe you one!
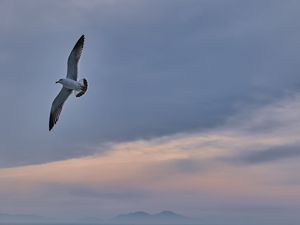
[115,211,152,220]
[113,210,192,224]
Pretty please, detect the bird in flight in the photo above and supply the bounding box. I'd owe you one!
[49,35,88,131]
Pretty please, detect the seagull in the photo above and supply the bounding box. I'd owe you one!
[49,35,88,131]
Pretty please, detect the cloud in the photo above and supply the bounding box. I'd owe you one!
[1,93,300,218]
[44,183,151,200]
[230,145,300,165]
[2,0,300,167]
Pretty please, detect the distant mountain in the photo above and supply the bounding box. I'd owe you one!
[0,211,196,224]
[115,211,152,220]
[155,210,187,219]
[112,210,194,224]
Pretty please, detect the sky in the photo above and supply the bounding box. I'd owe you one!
[0,0,300,224]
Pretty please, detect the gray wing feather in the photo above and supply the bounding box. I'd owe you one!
[49,88,72,130]
[67,35,84,81]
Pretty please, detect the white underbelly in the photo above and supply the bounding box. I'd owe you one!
[62,79,81,91]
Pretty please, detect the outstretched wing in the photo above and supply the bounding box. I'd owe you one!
[49,88,72,130]
[67,35,84,81]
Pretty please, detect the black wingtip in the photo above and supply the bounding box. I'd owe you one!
[79,34,85,43]
[76,78,88,97]
[73,35,85,49]
[49,115,54,131]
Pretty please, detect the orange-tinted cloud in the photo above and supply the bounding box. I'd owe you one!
[1,95,300,218]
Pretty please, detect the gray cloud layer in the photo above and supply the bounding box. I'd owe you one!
[233,145,300,165]
[1,0,300,166]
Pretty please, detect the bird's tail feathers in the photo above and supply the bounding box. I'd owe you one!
[75,78,88,97]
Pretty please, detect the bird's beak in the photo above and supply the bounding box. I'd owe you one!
[55,81,59,83]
